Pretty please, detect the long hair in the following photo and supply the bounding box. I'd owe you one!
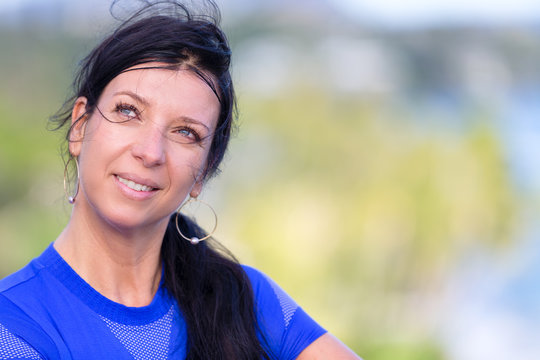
[50,1,270,358]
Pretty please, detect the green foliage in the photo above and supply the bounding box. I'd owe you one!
[0,30,75,275]
[218,90,518,358]
[361,340,445,360]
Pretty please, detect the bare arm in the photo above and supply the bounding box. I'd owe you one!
[296,333,362,360]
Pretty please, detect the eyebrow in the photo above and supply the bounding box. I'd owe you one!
[181,116,211,132]
[113,90,150,107]
[113,90,211,132]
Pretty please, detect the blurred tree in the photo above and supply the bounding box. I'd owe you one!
[0,4,530,358]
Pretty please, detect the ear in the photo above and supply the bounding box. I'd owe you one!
[189,178,204,199]
[68,97,89,157]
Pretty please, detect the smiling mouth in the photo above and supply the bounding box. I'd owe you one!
[116,175,156,192]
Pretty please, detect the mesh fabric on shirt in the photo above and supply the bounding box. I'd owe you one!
[264,275,298,328]
[0,323,43,360]
[100,305,174,360]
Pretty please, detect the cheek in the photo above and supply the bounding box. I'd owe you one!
[174,153,206,178]
[195,145,214,176]
[80,120,128,154]
[168,147,211,186]
[77,125,124,181]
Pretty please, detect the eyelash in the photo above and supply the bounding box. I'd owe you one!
[114,102,139,120]
[175,126,202,142]
[113,101,202,143]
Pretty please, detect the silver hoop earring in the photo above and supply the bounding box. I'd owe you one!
[63,157,80,204]
[175,197,218,245]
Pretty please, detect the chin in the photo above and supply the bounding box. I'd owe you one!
[92,206,167,235]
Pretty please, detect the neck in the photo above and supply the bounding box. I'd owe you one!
[55,203,167,307]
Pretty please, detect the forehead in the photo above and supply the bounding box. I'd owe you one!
[104,64,217,100]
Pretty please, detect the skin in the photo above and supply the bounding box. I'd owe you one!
[55,64,219,306]
[54,62,361,359]
[298,333,362,359]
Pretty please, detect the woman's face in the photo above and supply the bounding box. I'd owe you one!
[69,64,220,232]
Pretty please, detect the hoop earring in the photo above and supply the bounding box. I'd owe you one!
[175,197,218,245]
[63,157,80,204]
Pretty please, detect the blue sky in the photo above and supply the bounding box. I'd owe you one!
[2,0,540,28]
[330,0,540,27]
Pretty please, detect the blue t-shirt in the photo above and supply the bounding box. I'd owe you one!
[0,244,325,359]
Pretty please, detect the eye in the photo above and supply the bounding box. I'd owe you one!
[114,102,139,121]
[173,127,201,143]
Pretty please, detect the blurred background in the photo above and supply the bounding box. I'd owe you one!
[1,0,540,359]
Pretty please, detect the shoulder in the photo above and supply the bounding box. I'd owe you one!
[240,264,304,317]
[0,255,46,317]
[241,264,292,300]
[242,265,301,327]
[0,249,50,318]
[0,245,62,359]
[242,266,295,315]
[0,321,46,360]
[241,265,327,360]
[0,264,40,294]
[0,244,53,295]
[0,294,58,359]
[241,266,362,360]
[240,265,272,291]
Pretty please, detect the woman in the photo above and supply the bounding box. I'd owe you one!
[0,1,360,359]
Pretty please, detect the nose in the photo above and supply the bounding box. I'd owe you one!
[131,124,166,167]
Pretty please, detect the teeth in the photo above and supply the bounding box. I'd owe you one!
[117,176,153,192]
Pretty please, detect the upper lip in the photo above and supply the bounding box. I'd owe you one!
[115,173,162,190]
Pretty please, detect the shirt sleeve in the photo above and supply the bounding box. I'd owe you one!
[0,323,44,360]
[0,295,58,360]
[243,266,327,360]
